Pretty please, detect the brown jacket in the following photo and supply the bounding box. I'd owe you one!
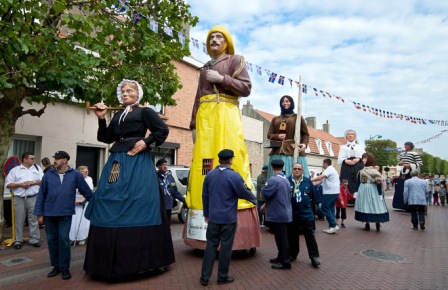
[267,114,309,157]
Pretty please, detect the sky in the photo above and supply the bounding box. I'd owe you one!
[186,0,448,159]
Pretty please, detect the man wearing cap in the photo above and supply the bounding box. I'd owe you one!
[256,165,268,227]
[5,152,43,249]
[156,159,186,227]
[34,151,93,280]
[261,159,293,270]
[393,142,423,210]
[185,25,259,251]
[200,149,257,286]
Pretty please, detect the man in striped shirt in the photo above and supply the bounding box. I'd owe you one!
[393,142,423,210]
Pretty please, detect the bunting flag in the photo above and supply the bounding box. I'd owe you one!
[149,18,158,33]
[265,69,270,76]
[302,84,307,93]
[191,37,199,48]
[268,73,277,83]
[278,75,285,85]
[246,62,252,72]
[115,0,128,13]
[133,11,142,25]
[415,130,448,145]
[288,78,293,88]
[256,65,262,75]
[164,25,173,36]
[319,90,326,97]
[202,42,208,55]
[313,88,318,96]
[178,32,186,45]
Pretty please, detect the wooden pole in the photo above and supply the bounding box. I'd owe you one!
[293,76,302,159]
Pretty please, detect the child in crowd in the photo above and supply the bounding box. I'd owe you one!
[433,186,440,206]
[437,183,446,206]
[313,174,325,221]
[336,179,353,228]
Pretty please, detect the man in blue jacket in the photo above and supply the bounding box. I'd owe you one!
[200,149,257,286]
[287,163,320,268]
[156,159,186,227]
[34,151,93,280]
[261,159,292,270]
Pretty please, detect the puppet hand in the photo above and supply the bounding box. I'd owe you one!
[205,70,224,83]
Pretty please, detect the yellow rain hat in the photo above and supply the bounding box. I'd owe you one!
[206,25,235,56]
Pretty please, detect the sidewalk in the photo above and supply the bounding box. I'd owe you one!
[0,190,446,289]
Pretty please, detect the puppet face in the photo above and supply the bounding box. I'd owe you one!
[345,131,356,142]
[121,84,139,106]
[209,32,226,54]
[281,97,291,110]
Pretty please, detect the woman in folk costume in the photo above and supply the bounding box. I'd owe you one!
[338,129,365,195]
[267,95,310,178]
[184,25,260,251]
[354,152,389,231]
[84,79,174,279]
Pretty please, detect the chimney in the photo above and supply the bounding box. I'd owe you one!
[305,117,316,129]
[241,100,253,117]
[323,120,330,134]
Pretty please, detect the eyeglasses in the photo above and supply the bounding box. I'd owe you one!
[27,157,35,160]
[292,168,303,171]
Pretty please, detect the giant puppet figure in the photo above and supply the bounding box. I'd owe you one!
[392,141,423,211]
[183,25,261,251]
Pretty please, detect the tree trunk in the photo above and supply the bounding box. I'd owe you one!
[0,89,26,241]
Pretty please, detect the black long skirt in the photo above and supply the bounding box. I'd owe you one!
[339,158,364,194]
[392,172,411,211]
[83,191,175,279]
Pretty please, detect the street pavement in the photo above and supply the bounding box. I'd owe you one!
[0,189,447,289]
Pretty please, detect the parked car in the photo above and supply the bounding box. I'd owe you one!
[168,166,190,223]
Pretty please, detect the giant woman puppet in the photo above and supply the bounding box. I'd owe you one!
[184,26,260,251]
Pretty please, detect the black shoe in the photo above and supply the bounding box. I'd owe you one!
[30,242,41,247]
[61,270,71,280]
[217,276,235,285]
[269,258,279,263]
[420,223,425,230]
[362,223,370,231]
[376,223,381,232]
[311,257,321,268]
[271,263,291,270]
[341,223,346,228]
[47,267,61,277]
[289,256,297,262]
[14,242,22,249]
[199,277,208,286]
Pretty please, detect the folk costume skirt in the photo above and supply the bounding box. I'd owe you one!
[84,151,174,279]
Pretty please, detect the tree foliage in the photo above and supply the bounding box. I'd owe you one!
[0,0,198,234]
[420,152,434,175]
[364,139,398,169]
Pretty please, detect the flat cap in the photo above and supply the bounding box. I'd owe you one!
[53,151,70,160]
[271,159,284,168]
[262,165,268,170]
[218,149,234,160]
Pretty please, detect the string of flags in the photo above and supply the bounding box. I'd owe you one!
[414,130,448,146]
[109,1,447,127]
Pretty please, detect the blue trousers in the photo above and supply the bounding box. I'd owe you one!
[45,216,72,271]
[201,222,237,281]
[322,194,339,228]
[409,205,425,227]
[257,200,265,225]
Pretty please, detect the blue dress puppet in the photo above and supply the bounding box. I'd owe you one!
[84,79,173,279]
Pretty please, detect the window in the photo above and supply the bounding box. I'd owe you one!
[8,135,41,161]
[305,145,311,153]
[326,141,334,157]
[202,159,213,175]
[315,139,324,155]
[148,103,165,115]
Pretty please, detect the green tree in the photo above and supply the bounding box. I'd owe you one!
[433,157,442,175]
[364,139,398,169]
[0,0,198,237]
[420,152,434,175]
[440,160,448,175]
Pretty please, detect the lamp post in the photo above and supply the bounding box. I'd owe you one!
[369,134,382,140]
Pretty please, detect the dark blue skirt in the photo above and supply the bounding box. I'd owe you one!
[85,151,161,227]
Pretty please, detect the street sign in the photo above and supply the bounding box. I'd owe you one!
[3,156,21,176]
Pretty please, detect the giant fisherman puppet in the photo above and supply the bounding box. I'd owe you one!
[183,25,261,252]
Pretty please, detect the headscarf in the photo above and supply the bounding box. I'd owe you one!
[116,79,143,124]
[206,25,235,56]
[280,95,295,115]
